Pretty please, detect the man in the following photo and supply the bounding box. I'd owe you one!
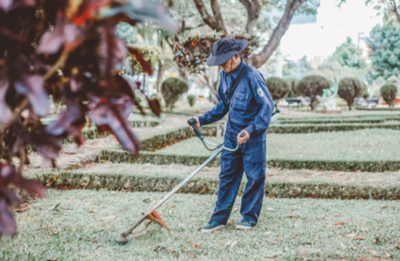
[188,38,274,232]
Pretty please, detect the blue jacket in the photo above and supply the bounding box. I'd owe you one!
[198,60,274,142]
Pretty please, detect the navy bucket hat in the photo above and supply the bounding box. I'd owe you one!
[206,38,248,67]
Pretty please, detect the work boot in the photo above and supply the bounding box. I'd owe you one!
[201,221,225,233]
[236,218,252,230]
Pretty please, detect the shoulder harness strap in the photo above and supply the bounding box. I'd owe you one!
[228,64,250,104]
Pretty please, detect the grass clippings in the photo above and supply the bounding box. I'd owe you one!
[1,190,400,261]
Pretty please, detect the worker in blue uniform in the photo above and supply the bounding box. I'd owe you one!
[188,38,274,232]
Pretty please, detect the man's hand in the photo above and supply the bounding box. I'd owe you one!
[187,117,200,132]
[237,130,250,145]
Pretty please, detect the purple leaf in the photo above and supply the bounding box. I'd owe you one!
[0,200,16,236]
[0,0,13,11]
[30,129,62,160]
[88,95,140,154]
[37,16,82,54]
[46,95,86,143]
[14,75,50,117]
[0,77,12,124]
[0,0,35,11]
[17,177,46,198]
[0,164,17,188]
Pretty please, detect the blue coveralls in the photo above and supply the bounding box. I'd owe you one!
[198,59,273,226]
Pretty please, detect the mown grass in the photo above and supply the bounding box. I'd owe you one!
[31,163,400,199]
[1,190,399,261]
[157,129,400,161]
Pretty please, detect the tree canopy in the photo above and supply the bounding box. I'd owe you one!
[330,37,366,69]
[366,25,400,79]
[164,0,317,68]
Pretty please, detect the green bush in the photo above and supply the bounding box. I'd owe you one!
[338,77,367,110]
[265,77,290,101]
[187,94,196,107]
[150,93,160,102]
[284,78,300,97]
[380,83,398,108]
[161,77,189,110]
[296,75,331,111]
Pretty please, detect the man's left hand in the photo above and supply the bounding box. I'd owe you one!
[237,130,250,145]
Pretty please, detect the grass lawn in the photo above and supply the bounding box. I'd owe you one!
[157,129,400,161]
[1,190,399,260]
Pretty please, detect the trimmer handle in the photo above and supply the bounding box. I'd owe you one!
[188,118,204,140]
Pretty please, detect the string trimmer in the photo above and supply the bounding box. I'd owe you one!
[114,103,280,245]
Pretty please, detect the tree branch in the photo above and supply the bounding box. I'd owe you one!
[192,0,226,32]
[210,0,226,32]
[391,0,400,23]
[239,0,261,34]
[248,0,306,68]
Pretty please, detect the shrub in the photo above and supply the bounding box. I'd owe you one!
[338,77,367,110]
[265,77,290,101]
[161,77,189,110]
[296,75,331,111]
[187,95,196,107]
[284,78,300,97]
[380,83,398,108]
[150,93,161,102]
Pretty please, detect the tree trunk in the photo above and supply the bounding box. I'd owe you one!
[178,65,188,80]
[247,0,307,68]
[156,39,166,95]
[239,0,261,35]
[192,0,307,68]
[310,99,315,111]
[391,0,400,23]
[192,0,226,32]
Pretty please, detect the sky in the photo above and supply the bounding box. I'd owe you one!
[279,0,382,61]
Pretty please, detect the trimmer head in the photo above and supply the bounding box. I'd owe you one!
[113,235,129,245]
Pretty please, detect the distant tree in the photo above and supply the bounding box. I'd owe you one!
[366,25,400,79]
[284,77,300,97]
[330,37,366,69]
[338,78,367,110]
[296,75,331,110]
[161,77,189,110]
[265,77,290,101]
[187,95,196,107]
[380,83,398,107]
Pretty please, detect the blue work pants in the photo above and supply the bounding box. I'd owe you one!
[209,137,266,226]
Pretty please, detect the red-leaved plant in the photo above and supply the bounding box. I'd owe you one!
[0,0,180,237]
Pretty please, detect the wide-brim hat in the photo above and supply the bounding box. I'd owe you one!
[206,38,248,67]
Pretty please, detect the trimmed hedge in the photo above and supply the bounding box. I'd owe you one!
[99,150,219,166]
[268,122,400,133]
[355,107,400,111]
[140,125,217,151]
[98,148,400,172]
[276,118,387,124]
[34,169,400,200]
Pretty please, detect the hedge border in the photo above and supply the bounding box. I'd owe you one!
[140,125,217,151]
[355,107,400,111]
[268,123,400,133]
[98,150,400,172]
[276,118,400,124]
[33,170,400,200]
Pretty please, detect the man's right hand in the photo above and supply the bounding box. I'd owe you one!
[188,117,200,132]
